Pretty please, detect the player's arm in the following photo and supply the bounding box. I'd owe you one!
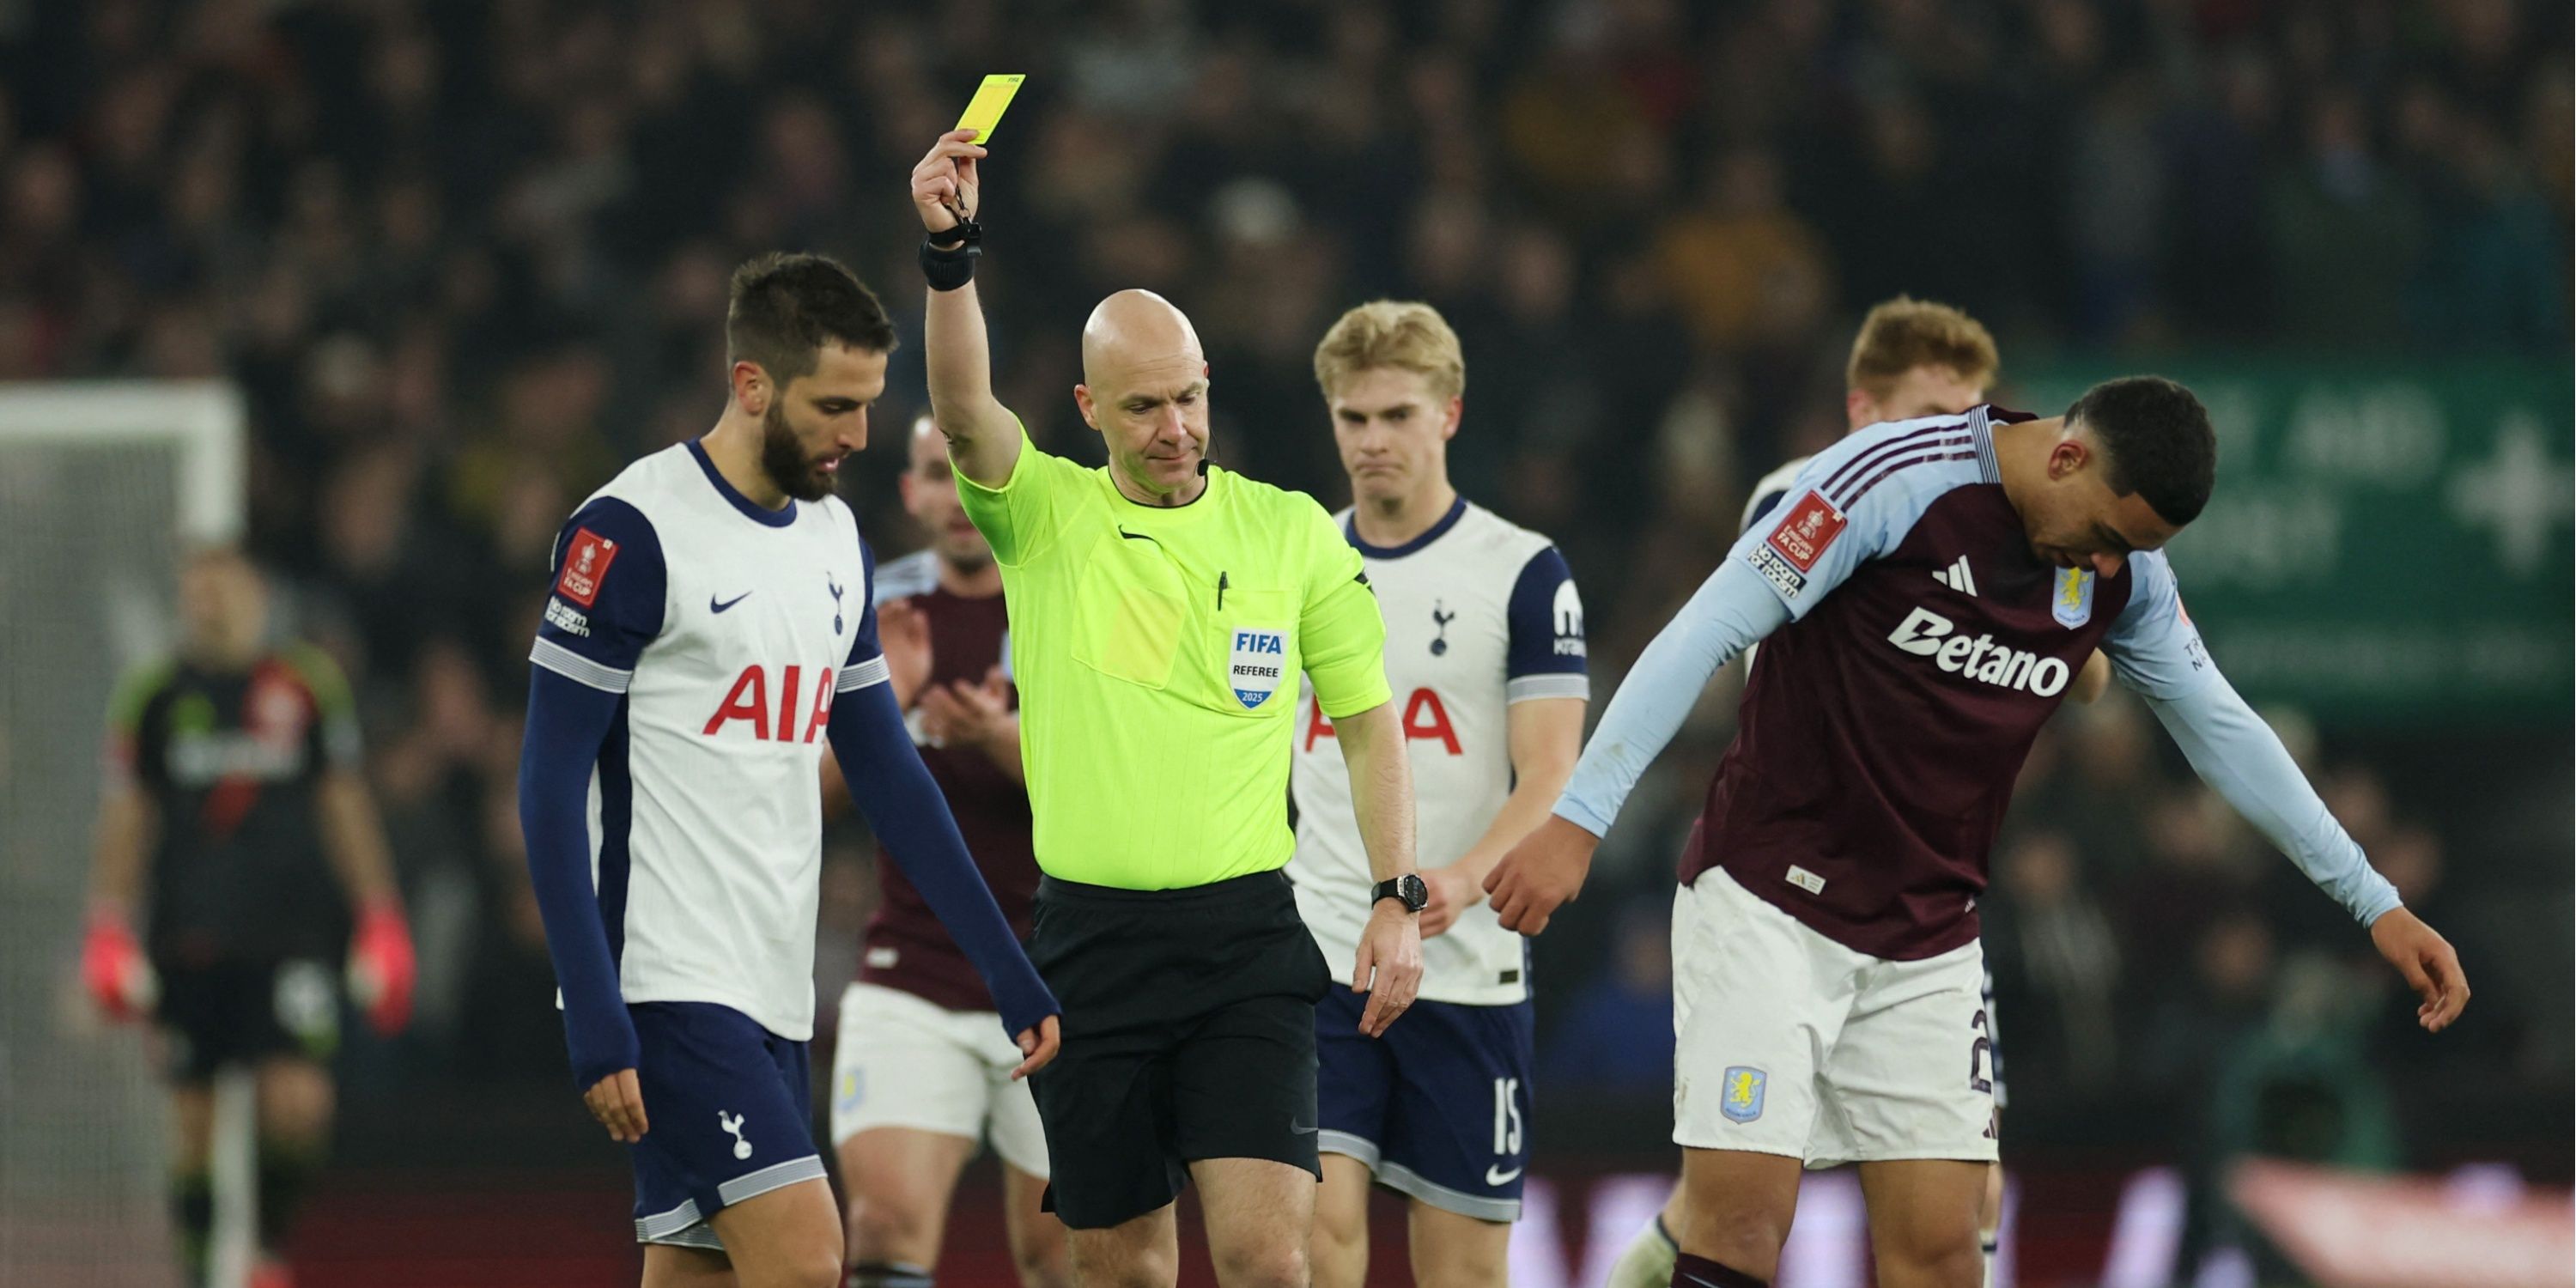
[82,671,162,1022]
[1491,460,1912,933]
[2105,552,2467,1031]
[288,646,416,1036]
[1425,550,1589,937]
[1297,500,1421,1036]
[829,540,1060,1075]
[912,130,1022,489]
[517,501,666,1142]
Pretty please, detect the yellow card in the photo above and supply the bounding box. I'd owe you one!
[955,74,1025,145]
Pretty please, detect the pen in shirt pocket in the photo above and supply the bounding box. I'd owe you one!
[1218,571,1228,610]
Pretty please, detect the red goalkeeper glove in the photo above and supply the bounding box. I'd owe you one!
[81,913,155,1022]
[347,902,416,1036]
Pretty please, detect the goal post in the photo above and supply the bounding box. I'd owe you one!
[0,380,252,1288]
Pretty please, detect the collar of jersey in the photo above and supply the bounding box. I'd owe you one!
[1345,494,1467,559]
[687,439,798,528]
[1100,460,1224,523]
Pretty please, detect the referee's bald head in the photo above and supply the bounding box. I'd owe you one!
[1075,289,1212,500]
[1080,289,1203,391]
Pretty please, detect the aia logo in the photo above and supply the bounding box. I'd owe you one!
[703,665,835,742]
[1303,688,1461,755]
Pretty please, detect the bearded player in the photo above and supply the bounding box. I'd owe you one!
[830,416,1065,1288]
[1611,298,2101,1288]
[1291,302,1587,1288]
[1487,376,2467,1288]
[518,252,1059,1288]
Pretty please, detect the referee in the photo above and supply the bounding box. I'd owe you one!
[909,130,1425,1288]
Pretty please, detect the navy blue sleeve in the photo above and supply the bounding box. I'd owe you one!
[825,680,1058,1036]
[516,667,635,1089]
[532,498,666,691]
[1504,545,1589,701]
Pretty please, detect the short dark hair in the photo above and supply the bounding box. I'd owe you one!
[726,252,897,386]
[2064,375,2216,526]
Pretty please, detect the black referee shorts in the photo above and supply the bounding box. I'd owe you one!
[1027,868,1331,1230]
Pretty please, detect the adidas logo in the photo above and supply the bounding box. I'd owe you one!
[1932,556,1978,597]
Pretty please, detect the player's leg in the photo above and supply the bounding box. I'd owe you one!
[643,1242,739,1287]
[1668,1149,1805,1285]
[168,1080,217,1287]
[707,1177,844,1288]
[1063,1204,1179,1288]
[252,1054,335,1266]
[1603,1194,1681,1288]
[1856,1162,1985,1288]
[836,1129,971,1285]
[1376,997,1533,1288]
[1309,987,1396,1288]
[829,981,996,1285]
[1822,940,1996,1288]
[999,1164,1070,1288]
[1977,1157,2004,1288]
[1665,868,1856,1285]
[1193,1157,1317,1288]
[1406,1202,1510,1288]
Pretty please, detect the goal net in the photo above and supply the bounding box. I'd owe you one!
[0,382,247,1288]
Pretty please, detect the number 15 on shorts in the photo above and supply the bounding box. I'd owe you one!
[1491,1077,1523,1158]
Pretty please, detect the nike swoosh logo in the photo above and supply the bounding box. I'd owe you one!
[710,592,752,613]
[1289,1122,1318,1136]
[1484,1163,1522,1185]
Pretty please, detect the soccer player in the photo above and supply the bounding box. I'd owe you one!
[830,417,1066,1288]
[1291,301,1587,1288]
[1609,297,2097,1288]
[82,544,416,1288]
[517,252,1059,1288]
[1487,376,2468,1288]
[912,131,1424,1288]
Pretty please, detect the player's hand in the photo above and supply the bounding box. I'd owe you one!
[1010,1014,1060,1081]
[878,598,933,708]
[80,912,156,1022]
[346,902,416,1036]
[583,1068,649,1143]
[1419,861,1485,939]
[1485,815,1599,937]
[911,129,986,233]
[2369,906,2469,1032]
[921,669,1012,749]
[1350,900,1424,1038]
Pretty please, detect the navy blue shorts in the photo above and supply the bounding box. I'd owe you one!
[1315,989,1534,1221]
[628,1002,824,1250]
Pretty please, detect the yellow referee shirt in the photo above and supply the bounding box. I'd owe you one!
[957,424,1391,890]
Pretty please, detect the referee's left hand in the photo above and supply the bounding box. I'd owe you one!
[1009,1015,1060,1080]
[1352,902,1424,1037]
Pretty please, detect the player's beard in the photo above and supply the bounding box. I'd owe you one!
[760,400,836,502]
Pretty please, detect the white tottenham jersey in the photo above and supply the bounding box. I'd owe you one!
[1288,498,1587,1005]
[530,440,888,1042]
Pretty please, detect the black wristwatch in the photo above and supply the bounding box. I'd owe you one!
[1372,873,1429,914]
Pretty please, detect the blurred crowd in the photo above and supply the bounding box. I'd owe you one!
[6,0,2567,1167]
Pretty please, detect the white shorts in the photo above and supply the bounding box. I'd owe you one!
[829,981,1048,1178]
[1672,868,1997,1167]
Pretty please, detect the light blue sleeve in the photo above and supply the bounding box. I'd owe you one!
[2142,674,2402,927]
[1551,559,1790,836]
[2100,550,2219,701]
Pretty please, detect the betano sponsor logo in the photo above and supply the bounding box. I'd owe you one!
[1885,605,2071,696]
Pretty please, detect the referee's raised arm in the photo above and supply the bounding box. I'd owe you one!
[911,130,1021,488]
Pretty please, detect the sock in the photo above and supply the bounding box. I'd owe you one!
[254,1142,324,1257]
[1608,1213,1681,1288]
[172,1170,214,1288]
[1981,1232,2001,1288]
[1673,1251,1765,1288]
[848,1261,933,1288]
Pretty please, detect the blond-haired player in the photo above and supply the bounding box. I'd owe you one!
[1292,301,1588,1288]
[1608,297,2104,1288]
